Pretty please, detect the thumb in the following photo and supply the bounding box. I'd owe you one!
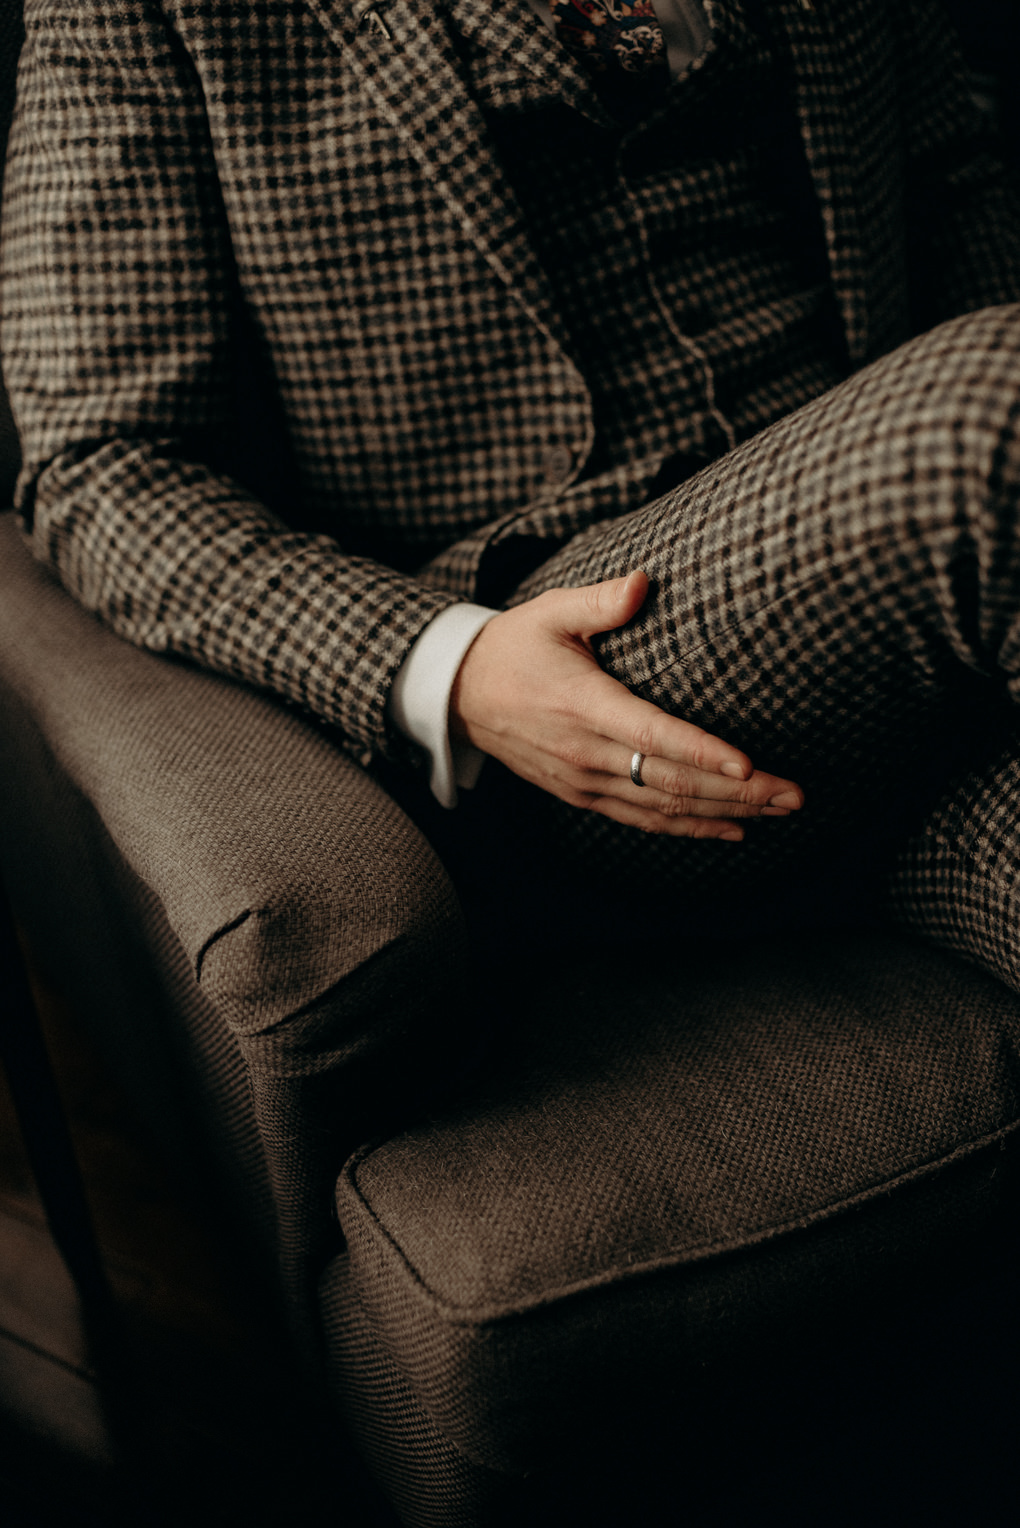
[562,570,650,640]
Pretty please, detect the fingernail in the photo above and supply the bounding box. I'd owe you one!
[720,761,747,780]
[720,828,744,841]
[769,791,801,808]
[761,806,791,816]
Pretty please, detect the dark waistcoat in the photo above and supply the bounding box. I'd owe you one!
[436,0,849,597]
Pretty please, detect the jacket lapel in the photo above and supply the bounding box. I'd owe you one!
[303,0,594,363]
[766,0,869,363]
[305,0,873,367]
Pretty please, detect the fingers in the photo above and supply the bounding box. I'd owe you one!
[619,749,804,813]
[544,572,775,782]
[584,793,748,840]
[575,770,799,834]
[554,570,651,642]
[579,752,804,837]
[559,649,756,781]
[536,727,804,835]
[529,576,758,782]
[605,685,757,782]
[455,574,807,841]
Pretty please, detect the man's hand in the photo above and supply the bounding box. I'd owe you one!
[450,571,804,839]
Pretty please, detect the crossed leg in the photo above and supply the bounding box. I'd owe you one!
[882,732,1020,992]
[448,304,1020,977]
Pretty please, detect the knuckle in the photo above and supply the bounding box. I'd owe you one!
[558,738,592,773]
[551,700,584,737]
[659,795,691,819]
[660,767,692,798]
[718,796,751,816]
[583,583,604,618]
[739,778,772,805]
[631,720,659,757]
[688,732,712,771]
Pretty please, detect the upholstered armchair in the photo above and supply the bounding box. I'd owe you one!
[2,6,1019,1523]
[5,481,1020,1525]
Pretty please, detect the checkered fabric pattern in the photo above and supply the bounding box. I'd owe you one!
[419,0,849,601]
[487,305,1020,979]
[883,731,1020,995]
[3,0,1019,764]
[479,0,845,470]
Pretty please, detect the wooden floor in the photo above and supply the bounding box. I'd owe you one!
[0,944,386,1528]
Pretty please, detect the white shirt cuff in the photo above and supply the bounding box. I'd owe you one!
[387,603,498,808]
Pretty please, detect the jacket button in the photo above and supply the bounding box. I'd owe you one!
[542,444,574,481]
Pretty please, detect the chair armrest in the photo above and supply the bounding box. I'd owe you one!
[0,512,467,1069]
[0,512,473,1329]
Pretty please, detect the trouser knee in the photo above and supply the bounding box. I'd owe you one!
[878,305,1020,538]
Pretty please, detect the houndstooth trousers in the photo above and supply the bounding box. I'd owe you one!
[409,303,1020,992]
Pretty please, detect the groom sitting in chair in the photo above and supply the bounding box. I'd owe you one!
[4,0,1020,977]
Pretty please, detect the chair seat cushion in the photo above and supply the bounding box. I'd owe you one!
[333,932,1020,1473]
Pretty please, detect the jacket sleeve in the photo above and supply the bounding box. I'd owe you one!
[896,0,1020,326]
[0,0,458,761]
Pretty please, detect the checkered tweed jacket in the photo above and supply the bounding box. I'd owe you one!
[2,0,1019,760]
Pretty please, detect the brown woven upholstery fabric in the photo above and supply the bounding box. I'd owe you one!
[1,680,277,1248]
[0,511,471,1333]
[321,1254,517,1528]
[334,932,1020,1477]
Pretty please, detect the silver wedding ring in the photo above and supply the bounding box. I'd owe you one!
[630,751,646,788]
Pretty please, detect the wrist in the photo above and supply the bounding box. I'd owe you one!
[387,603,497,806]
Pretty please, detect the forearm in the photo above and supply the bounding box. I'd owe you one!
[25,440,458,756]
[388,603,497,806]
